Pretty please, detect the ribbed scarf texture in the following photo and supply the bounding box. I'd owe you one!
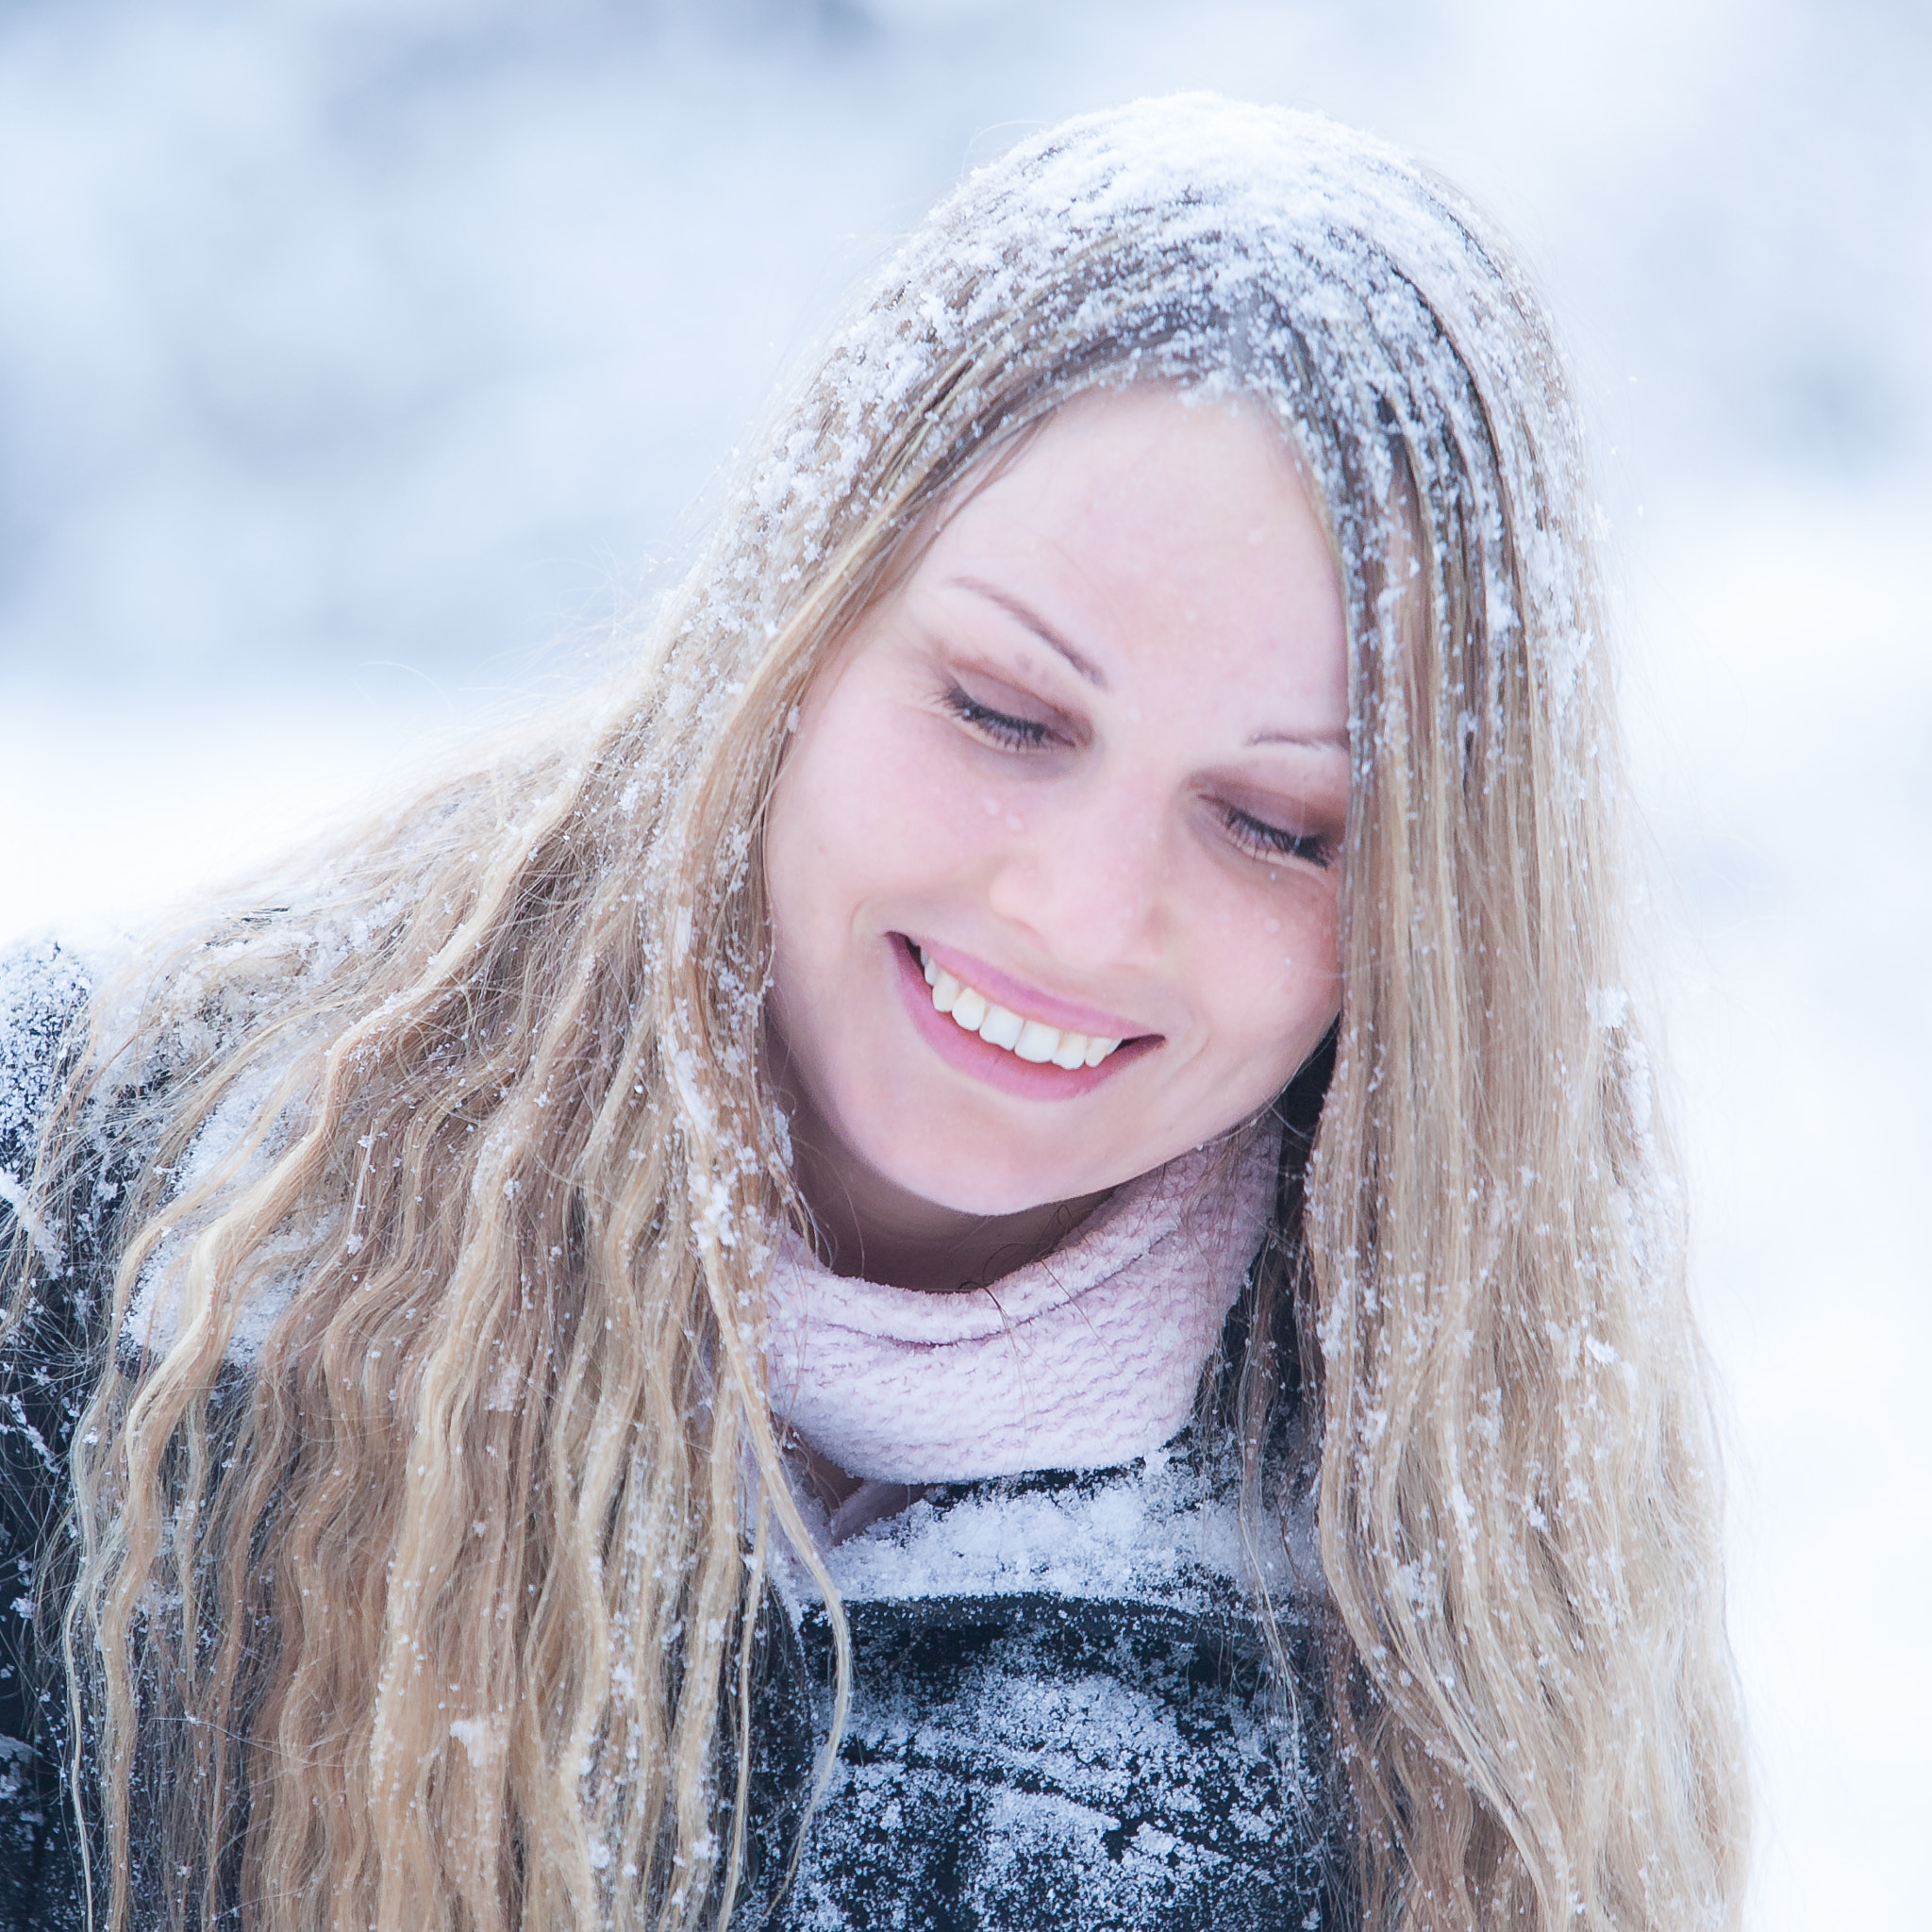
[765,1127,1278,1490]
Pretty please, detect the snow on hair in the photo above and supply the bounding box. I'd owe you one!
[21,94,1742,1932]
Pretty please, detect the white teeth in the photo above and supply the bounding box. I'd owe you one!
[913,945,1127,1072]
[1049,1033,1089,1071]
[977,1003,1024,1051]
[1013,1019,1059,1063]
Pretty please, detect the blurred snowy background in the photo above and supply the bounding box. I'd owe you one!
[1,2,1925,1923]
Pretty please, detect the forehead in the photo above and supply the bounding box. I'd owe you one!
[949,381,1314,530]
[911,384,1346,715]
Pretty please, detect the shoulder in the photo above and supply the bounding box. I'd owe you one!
[1,934,115,1505]
[0,941,99,1932]
[0,938,129,1343]
[0,939,95,1198]
[0,929,108,1494]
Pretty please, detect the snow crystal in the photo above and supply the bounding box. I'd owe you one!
[1589,984,1630,1030]
[447,1717,500,1760]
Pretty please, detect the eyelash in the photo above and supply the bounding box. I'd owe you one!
[1223,807,1331,869]
[941,684,1058,750]
[942,682,1331,870]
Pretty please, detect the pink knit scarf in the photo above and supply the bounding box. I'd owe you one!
[764,1127,1278,1489]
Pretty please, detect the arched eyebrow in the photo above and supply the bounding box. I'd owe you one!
[944,575,1109,690]
[1249,724,1350,753]
[947,570,1348,753]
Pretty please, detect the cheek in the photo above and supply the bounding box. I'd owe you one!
[1190,878,1341,1066]
[773,691,1020,919]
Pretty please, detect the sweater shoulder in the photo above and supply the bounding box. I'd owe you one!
[0,941,99,1930]
[0,940,95,1202]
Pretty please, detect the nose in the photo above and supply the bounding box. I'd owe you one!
[983,779,1171,974]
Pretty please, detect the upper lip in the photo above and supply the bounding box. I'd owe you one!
[906,936,1159,1041]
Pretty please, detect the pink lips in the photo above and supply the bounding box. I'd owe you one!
[890,934,1158,1101]
[910,937,1150,1041]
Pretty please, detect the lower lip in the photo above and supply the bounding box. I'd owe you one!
[889,936,1155,1101]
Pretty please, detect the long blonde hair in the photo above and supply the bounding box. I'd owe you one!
[12,95,1744,1931]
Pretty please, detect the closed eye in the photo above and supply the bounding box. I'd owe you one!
[941,684,1058,751]
[1224,805,1332,868]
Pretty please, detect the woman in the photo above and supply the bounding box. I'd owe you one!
[0,95,1746,1931]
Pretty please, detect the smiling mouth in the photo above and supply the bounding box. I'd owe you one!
[909,942,1127,1070]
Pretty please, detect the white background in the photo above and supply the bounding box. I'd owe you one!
[3,4,1926,1924]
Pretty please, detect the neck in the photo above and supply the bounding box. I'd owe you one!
[784,1120,1108,1293]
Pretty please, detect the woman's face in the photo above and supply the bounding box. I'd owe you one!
[764,384,1350,1257]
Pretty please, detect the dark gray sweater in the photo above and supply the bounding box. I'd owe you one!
[0,941,99,1930]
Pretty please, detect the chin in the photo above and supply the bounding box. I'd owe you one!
[891,1163,1086,1220]
[864,1131,1103,1220]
